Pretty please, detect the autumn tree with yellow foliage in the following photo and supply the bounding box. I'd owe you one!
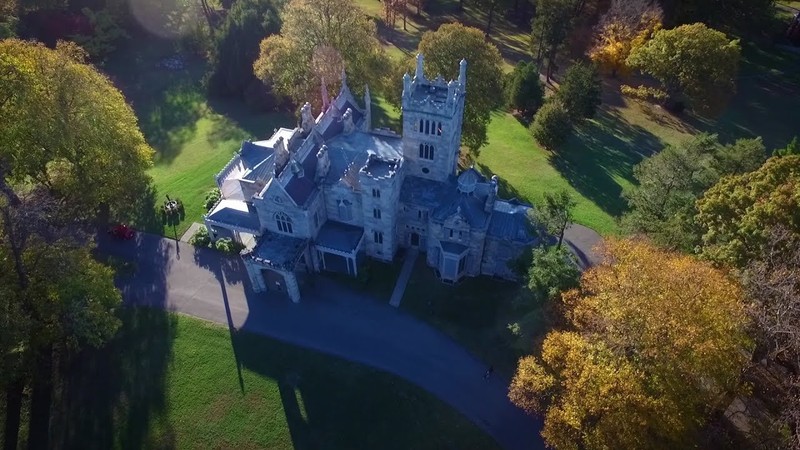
[509,238,751,450]
[589,0,662,77]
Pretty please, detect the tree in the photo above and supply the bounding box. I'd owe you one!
[207,0,280,100]
[741,226,800,448]
[622,134,765,252]
[416,23,504,151]
[624,23,740,114]
[696,155,800,268]
[588,0,662,77]
[666,0,776,36]
[530,0,580,81]
[524,245,580,303]
[555,61,601,120]
[532,190,575,247]
[505,61,544,118]
[253,0,388,110]
[509,238,750,450]
[0,39,152,447]
[775,136,800,157]
[475,0,510,37]
[530,101,572,150]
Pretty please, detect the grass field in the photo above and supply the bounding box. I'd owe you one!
[103,38,292,238]
[56,309,498,449]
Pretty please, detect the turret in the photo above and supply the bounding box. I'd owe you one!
[300,102,314,134]
[402,73,412,99]
[415,53,425,81]
[316,145,330,182]
[485,175,498,213]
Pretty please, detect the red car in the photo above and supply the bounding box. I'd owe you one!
[108,224,136,240]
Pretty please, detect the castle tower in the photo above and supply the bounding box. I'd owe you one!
[400,54,467,182]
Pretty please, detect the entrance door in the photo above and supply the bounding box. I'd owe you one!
[410,232,420,247]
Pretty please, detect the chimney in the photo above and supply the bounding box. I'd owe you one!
[342,108,355,134]
[274,136,289,175]
[316,145,330,182]
[459,58,467,86]
[402,72,412,99]
[485,175,498,213]
[300,102,314,134]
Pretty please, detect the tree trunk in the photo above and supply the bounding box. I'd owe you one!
[4,378,24,450]
[26,347,53,450]
[557,224,566,248]
[403,6,407,31]
[485,2,496,38]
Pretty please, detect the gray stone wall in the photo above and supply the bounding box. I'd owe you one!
[322,184,364,227]
[255,183,314,238]
[425,214,486,278]
[359,169,403,261]
[481,237,529,280]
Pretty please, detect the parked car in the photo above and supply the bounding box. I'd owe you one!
[108,224,136,240]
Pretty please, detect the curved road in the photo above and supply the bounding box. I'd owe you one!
[100,232,546,450]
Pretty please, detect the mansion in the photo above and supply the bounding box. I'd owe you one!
[204,54,537,302]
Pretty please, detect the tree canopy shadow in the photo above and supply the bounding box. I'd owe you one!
[549,109,662,218]
[54,234,177,449]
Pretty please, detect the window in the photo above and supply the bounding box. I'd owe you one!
[276,212,293,234]
[373,208,381,219]
[437,122,443,136]
[449,228,454,238]
[338,199,352,221]
[419,143,434,160]
[419,118,423,132]
[372,188,381,198]
[373,230,384,244]
[421,167,430,174]
[424,120,430,135]
[417,210,422,219]
[458,255,466,274]
[314,211,320,228]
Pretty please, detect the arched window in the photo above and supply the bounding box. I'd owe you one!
[276,212,293,234]
[438,122,443,135]
[420,143,435,160]
[419,118,423,132]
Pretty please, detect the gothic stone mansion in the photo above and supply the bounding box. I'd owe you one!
[204,55,537,302]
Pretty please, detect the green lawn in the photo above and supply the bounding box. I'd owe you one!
[103,38,292,237]
[400,260,528,377]
[57,309,498,449]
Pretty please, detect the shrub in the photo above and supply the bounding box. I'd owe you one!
[556,62,602,120]
[189,226,211,247]
[505,61,544,118]
[530,101,572,150]
[204,188,221,211]
[215,238,245,255]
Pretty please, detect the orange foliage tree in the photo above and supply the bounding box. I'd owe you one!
[509,238,751,449]
[588,0,662,77]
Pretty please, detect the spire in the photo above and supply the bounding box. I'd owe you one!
[340,67,349,96]
[363,84,372,132]
[459,58,467,85]
[402,72,412,98]
[321,76,330,112]
[415,53,424,80]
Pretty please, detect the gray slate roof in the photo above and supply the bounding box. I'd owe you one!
[440,241,468,255]
[206,199,261,232]
[247,231,308,271]
[315,221,364,253]
[324,131,403,188]
[488,200,537,243]
[284,142,320,207]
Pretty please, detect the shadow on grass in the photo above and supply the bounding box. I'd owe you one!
[401,259,523,377]
[549,108,662,218]
[56,235,177,449]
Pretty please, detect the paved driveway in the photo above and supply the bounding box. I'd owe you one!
[99,232,544,450]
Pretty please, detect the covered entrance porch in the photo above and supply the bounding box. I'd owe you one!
[204,199,261,247]
[243,231,309,303]
[314,221,365,277]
